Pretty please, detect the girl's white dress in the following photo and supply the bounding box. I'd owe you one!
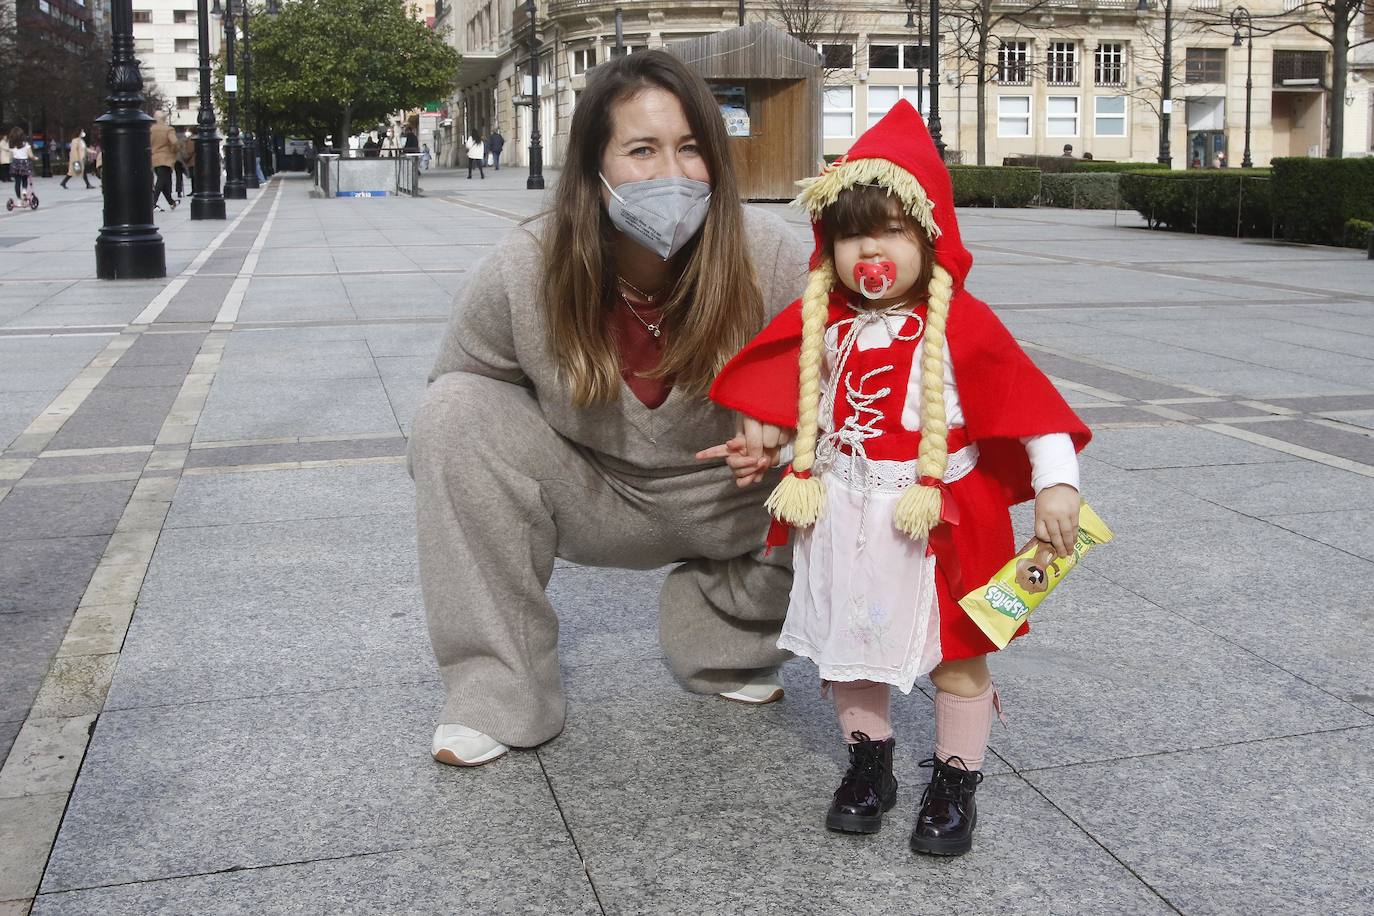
[777,306,977,693]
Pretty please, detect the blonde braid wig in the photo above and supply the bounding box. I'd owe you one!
[764,257,835,527]
[892,263,954,540]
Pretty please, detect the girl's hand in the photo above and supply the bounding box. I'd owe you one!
[694,415,794,488]
[1034,484,1081,557]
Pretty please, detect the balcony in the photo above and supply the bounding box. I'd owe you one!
[1273,49,1326,88]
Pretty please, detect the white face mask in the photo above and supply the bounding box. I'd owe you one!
[600,173,712,261]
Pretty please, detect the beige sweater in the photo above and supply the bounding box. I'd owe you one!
[430,207,811,471]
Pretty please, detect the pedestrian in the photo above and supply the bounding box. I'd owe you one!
[465,131,485,179]
[1,131,12,186]
[150,111,179,210]
[91,142,103,180]
[7,127,35,204]
[1061,143,1074,157]
[707,100,1091,855]
[363,131,380,158]
[420,143,432,170]
[60,129,92,189]
[486,127,504,170]
[410,49,811,767]
[175,129,194,198]
[403,126,420,154]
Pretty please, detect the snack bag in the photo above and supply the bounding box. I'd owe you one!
[959,503,1114,649]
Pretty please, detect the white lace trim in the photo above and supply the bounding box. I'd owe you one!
[777,633,937,695]
[819,443,980,494]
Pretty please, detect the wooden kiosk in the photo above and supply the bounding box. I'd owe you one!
[667,23,822,202]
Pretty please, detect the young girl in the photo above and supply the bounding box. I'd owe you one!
[8,128,34,204]
[703,100,1091,856]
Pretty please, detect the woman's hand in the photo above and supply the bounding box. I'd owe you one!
[1034,484,1081,557]
[694,414,794,488]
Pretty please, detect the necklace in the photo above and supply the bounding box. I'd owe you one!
[619,291,662,338]
[616,274,661,303]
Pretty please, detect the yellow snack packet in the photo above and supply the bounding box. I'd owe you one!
[959,503,1114,650]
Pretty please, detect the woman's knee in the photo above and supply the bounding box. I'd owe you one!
[409,373,537,476]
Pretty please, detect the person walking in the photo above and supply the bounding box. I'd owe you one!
[60,129,92,189]
[7,128,34,204]
[150,111,179,211]
[174,129,194,198]
[486,128,504,171]
[411,50,811,767]
[0,132,12,186]
[420,143,432,171]
[464,131,485,179]
[403,126,420,155]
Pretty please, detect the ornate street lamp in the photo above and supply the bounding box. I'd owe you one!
[192,0,226,219]
[1231,5,1254,168]
[239,0,259,189]
[215,0,247,199]
[1139,0,1174,166]
[905,0,945,160]
[95,0,166,278]
[524,0,545,190]
[259,0,281,176]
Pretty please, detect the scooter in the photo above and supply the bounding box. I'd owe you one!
[5,189,39,211]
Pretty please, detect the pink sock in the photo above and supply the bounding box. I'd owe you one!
[831,680,893,743]
[933,684,996,771]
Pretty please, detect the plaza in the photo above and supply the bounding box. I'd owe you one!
[1,166,1372,914]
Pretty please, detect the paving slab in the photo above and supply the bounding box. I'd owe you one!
[0,536,108,613]
[1026,728,1374,916]
[165,463,411,529]
[1086,425,1295,470]
[45,386,181,450]
[0,480,135,541]
[192,376,400,442]
[0,608,78,723]
[1262,508,1374,561]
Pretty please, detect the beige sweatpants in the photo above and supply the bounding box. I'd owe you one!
[409,373,792,748]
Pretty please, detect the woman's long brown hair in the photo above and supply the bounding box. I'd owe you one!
[539,50,764,407]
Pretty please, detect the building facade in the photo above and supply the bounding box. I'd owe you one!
[432,0,1370,173]
[131,0,221,133]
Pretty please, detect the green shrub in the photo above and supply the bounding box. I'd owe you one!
[1118,170,1274,236]
[1270,158,1374,246]
[1038,173,1122,209]
[1344,218,1373,249]
[1070,160,1172,174]
[950,166,1040,207]
[1001,154,1077,173]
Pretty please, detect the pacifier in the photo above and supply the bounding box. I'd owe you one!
[853,260,897,300]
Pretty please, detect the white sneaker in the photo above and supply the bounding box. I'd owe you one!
[719,670,784,705]
[431,723,509,766]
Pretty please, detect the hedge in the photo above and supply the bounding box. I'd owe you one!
[1270,158,1374,246]
[1037,173,1123,209]
[1070,160,1172,174]
[1002,154,1077,173]
[949,166,1040,207]
[1118,170,1274,236]
[1344,218,1373,250]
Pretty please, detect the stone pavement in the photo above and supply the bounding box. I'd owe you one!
[1,164,1372,915]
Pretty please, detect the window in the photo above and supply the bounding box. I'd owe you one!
[571,47,596,74]
[1186,48,1226,83]
[132,10,151,23]
[176,96,195,110]
[997,95,1031,137]
[820,44,855,69]
[868,43,928,70]
[867,84,928,127]
[1094,43,1124,86]
[609,44,644,58]
[134,38,154,55]
[1046,96,1079,136]
[1047,42,1078,85]
[1272,49,1325,87]
[1093,95,1127,136]
[823,86,855,138]
[174,10,195,24]
[176,67,195,82]
[174,38,197,53]
[997,41,1030,85]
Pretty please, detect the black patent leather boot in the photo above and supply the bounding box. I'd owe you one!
[825,731,898,834]
[909,755,985,856]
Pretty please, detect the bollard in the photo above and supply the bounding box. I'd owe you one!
[1367,227,1373,260]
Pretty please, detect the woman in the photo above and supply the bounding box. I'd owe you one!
[464,131,485,179]
[61,129,91,189]
[411,50,810,766]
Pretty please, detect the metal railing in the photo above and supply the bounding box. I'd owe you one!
[396,154,422,197]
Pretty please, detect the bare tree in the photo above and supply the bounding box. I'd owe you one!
[762,0,857,84]
[943,0,1061,164]
[1199,0,1371,157]
[1116,11,1211,159]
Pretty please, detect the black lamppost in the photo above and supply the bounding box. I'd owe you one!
[1231,5,1254,168]
[259,0,280,176]
[1139,0,1174,166]
[524,0,544,190]
[215,0,247,198]
[904,0,945,159]
[95,0,166,278]
[906,0,924,119]
[239,0,259,189]
[192,0,226,219]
